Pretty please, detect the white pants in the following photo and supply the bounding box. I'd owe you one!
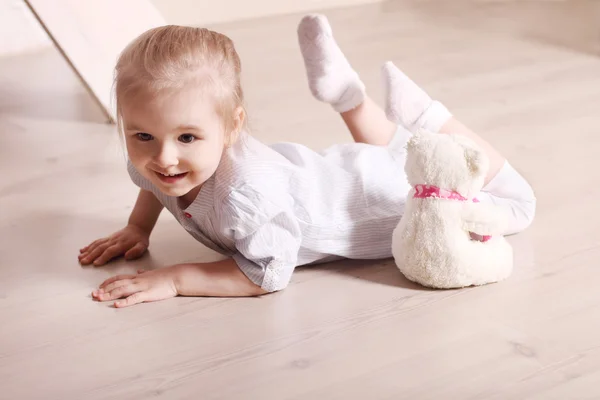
[477,161,536,235]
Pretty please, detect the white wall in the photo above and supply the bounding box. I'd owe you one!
[0,0,51,56]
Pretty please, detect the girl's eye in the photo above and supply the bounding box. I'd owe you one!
[136,133,153,141]
[179,134,196,144]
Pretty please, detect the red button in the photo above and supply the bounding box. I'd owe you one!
[184,212,192,218]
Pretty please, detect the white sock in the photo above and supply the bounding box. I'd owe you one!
[382,61,452,133]
[483,161,536,203]
[297,14,365,113]
[478,161,537,234]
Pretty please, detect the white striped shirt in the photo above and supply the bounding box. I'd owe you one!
[127,126,413,292]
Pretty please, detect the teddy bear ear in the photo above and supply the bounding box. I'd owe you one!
[464,147,487,177]
[406,134,421,152]
[406,129,431,151]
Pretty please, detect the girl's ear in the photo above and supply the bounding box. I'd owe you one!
[233,106,245,134]
[226,106,246,147]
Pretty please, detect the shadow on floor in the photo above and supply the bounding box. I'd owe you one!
[298,258,434,291]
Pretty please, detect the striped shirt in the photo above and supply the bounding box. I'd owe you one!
[127,125,413,292]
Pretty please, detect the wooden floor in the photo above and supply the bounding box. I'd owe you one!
[2,1,600,398]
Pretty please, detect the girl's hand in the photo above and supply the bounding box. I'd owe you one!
[79,224,150,266]
[92,268,178,308]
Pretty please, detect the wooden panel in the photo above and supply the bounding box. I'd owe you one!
[24,0,166,122]
[0,0,51,56]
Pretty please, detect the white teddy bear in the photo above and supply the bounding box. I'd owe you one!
[392,130,513,289]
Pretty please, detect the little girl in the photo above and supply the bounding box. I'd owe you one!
[79,15,536,307]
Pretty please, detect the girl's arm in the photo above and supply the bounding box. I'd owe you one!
[92,258,267,307]
[129,189,164,234]
[174,259,267,297]
[79,189,163,266]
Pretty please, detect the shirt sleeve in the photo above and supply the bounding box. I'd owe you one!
[226,184,302,293]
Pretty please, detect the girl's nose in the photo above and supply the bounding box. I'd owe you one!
[153,143,179,168]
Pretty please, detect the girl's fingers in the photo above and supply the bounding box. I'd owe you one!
[115,291,150,308]
[99,278,133,295]
[80,238,109,256]
[93,244,125,266]
[80,242,111,265]
[124,242,147,260]
[98,274,137,289]
[96,283,141,302]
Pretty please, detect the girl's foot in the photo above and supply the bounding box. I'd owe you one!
[382,61,452,133]
[298,14,365,113]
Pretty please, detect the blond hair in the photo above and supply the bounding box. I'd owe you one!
[114,25,247,143]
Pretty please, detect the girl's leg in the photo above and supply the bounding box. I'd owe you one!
[383,61,536,233]
[297,15,397,146]
[297,14,535,233]
[338,97,399,146]
[382,61,505,183]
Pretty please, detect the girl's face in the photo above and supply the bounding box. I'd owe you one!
[122,86,236,203]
